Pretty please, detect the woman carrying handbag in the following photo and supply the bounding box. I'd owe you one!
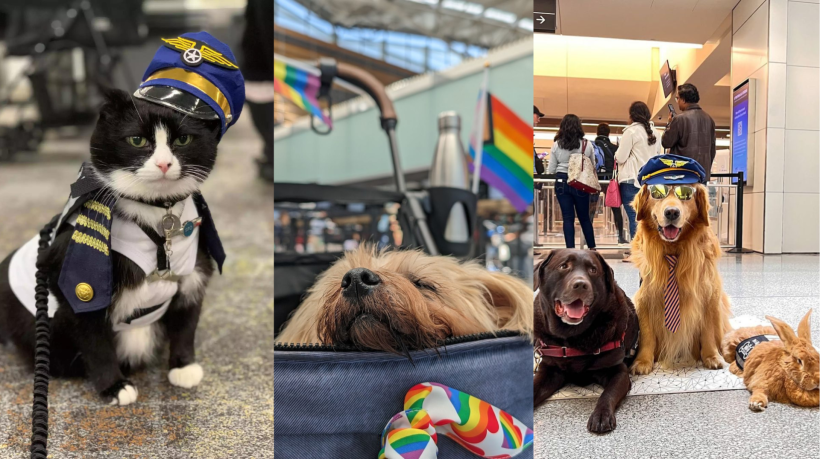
[604,162,626,241]
[547,114,598,250]
[614,101,663,261]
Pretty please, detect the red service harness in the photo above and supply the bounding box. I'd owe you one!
[534,332,626,373]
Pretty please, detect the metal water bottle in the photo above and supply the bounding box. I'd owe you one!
[429,111,470,243]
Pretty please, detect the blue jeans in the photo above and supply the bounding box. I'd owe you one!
[554,173,596,249]
[620,182,640,239]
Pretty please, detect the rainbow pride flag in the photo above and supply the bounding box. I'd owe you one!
[468,93,533,212]
[274,58,332,127]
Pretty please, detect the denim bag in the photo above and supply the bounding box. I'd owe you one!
[274,332,534,458]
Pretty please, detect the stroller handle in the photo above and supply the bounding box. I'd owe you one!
[334,62,397,121]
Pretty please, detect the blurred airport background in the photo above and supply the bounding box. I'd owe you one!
[533,0,819,255]
[274,0,535,279]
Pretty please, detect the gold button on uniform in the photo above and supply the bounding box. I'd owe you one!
[75,283,94,302]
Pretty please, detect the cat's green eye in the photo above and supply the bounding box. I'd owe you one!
[126,136,147,148]
[173,135,193,146]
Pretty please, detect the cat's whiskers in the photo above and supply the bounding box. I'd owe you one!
[129,94,144,124]
[182,169,210,182]
[92,175,141,226]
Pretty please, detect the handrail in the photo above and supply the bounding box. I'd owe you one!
[712,171,747,253]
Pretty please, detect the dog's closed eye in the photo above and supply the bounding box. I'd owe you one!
[408,275,438,293]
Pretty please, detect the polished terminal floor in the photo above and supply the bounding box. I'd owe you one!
[535,252,820,458]
[0,115,273,457]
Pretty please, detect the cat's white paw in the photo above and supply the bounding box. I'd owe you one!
[168,363,204,388]
[109,384,139,406]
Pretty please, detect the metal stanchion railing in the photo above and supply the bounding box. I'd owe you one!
[712,171,751,253]
[536,172,749,252]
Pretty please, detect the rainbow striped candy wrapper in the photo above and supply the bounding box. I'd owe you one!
[380,382,534,459]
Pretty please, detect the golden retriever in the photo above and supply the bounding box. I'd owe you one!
[629,183,731,374]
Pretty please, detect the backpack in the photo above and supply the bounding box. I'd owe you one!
[591,142,606,173]
[594,137,616,173]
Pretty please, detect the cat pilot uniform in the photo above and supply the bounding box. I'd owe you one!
[9,32,244,330]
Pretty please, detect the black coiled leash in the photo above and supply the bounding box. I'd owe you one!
[31,217,58,459]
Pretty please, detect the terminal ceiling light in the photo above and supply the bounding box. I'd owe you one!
[517,18,534,30]
[484,8,517,24]
[442,0,484,15]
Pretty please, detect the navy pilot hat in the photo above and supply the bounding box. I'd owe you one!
[134,31,245,136]
[638,154,708,186]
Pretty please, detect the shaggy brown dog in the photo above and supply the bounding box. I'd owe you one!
[630,183,731,374]
[275,246,532,354]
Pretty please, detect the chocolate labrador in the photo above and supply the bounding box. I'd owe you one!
[533,249,639,433]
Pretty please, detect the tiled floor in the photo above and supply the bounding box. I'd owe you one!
[0,114,274,457]
[534,253,820,458]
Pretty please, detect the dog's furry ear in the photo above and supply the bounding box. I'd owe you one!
[634,186,650,222]
[473,270,533,336]
[534,251,554,290]
[591,251,615,294]
[766,315,797,350]
[694,184,711,226]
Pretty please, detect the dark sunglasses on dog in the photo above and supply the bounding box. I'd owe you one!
[648,184,696,201]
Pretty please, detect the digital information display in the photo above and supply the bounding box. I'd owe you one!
[732,80,750,184]
[660,61,675,98]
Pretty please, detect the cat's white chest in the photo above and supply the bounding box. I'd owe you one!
[110,198,201,364]
[111,195,200,279]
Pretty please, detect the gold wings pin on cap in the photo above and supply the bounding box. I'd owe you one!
[161,37,239,70]
[660,158,689,168]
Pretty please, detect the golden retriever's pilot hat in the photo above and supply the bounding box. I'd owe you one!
[638,154,708,186]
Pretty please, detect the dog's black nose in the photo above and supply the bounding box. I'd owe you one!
[341,268,381,299]
[571,278,590,291]
[664,207,681,221]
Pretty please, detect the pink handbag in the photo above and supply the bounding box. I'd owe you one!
[605,164,622,208]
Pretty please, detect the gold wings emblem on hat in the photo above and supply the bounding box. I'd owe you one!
[161,37,239,70]
[200,45,239,69]
[660,158,689,167]
[162,37,197,52]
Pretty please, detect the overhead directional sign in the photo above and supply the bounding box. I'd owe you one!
[534,0,556,33]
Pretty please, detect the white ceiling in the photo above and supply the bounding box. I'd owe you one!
[556,0,740,44]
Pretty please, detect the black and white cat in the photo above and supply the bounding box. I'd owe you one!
[0,88,224,405]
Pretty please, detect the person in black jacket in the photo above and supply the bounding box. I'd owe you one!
[594,123,627,245]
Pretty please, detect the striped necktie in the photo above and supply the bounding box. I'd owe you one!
[664,255,681,333]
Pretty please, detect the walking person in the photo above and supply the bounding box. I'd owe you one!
[594,123,627,245]
[662,83,716,179]
[615,102,662,261]
[547,114,596,250]
[241,0,274,182]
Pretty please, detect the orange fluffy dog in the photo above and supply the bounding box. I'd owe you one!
[628,158,731,374]
[276,246,532,354]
